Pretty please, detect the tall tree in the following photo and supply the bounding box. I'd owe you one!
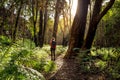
[0,0,7,35]
[38,0,48,47]
[82,0,115,49]
[12,0,23,42]
[65,0,115,59]
[62,0,72,47]
[0,7,6,35]
[42,0,48,46]
[31,0,39,45]
[52,0,65,39]
[38,3,44,47]
[65,0,90,58]
[69,0,73,27]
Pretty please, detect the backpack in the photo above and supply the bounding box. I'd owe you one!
[52,40,56,48]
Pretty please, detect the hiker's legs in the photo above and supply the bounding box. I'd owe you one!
[53,49,55,61]
[51,48,53,60]
[51,48,55,61]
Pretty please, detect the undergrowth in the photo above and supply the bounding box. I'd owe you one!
[0,36,66,80]
[78,47,120,80]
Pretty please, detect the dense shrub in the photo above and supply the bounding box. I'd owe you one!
[79,47,120,79]
[0,37,67,80]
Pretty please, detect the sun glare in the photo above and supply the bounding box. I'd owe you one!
[71,0,78,16]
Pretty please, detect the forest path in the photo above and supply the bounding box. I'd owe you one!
[47,53,105,80]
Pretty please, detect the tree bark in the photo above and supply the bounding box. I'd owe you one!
[38,9,43,47]
[12,1,23,42]
[65,0,90,59]
[31,0,39,46]
[83,0,115,49]
[0,7,5,35]
[52,0,60,39]
[62,9,67,47]
[69,0,72,27]
[42,0,48,46]
[37,0,48,47]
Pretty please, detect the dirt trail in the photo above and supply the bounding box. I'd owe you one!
[47,54,105,80]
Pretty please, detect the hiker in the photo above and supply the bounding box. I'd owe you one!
[50,37,56,61]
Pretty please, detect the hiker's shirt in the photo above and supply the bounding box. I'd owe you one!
[50,40,56,49]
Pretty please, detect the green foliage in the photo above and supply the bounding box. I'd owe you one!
[0,35,11,46]
[0,64,46,80]
[16,39,36,49]
[0,38,65,80]
[94,0,120,47]
[0,44,47,80]
[44,61,56,73]
[56,46,67,56]
[79,47,120,79]
[0,34,67,80]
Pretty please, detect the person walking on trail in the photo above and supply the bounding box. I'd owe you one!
[50,37,56,61]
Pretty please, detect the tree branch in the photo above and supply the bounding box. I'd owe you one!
[97,0,115,21]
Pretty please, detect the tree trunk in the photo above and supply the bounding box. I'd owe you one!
[69,0,73,27]
[52,0,61,39]
[83,0,115,49]
[65,0,90,59]
[31,0,39,46]
[33,21,37,45]
[62,9,67,47]
[0,20,4,35]
[42,0,48,46]
[0,4,7,35]
[37,0,48,47]
[38,9,43,47]
[12,1,23,42]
